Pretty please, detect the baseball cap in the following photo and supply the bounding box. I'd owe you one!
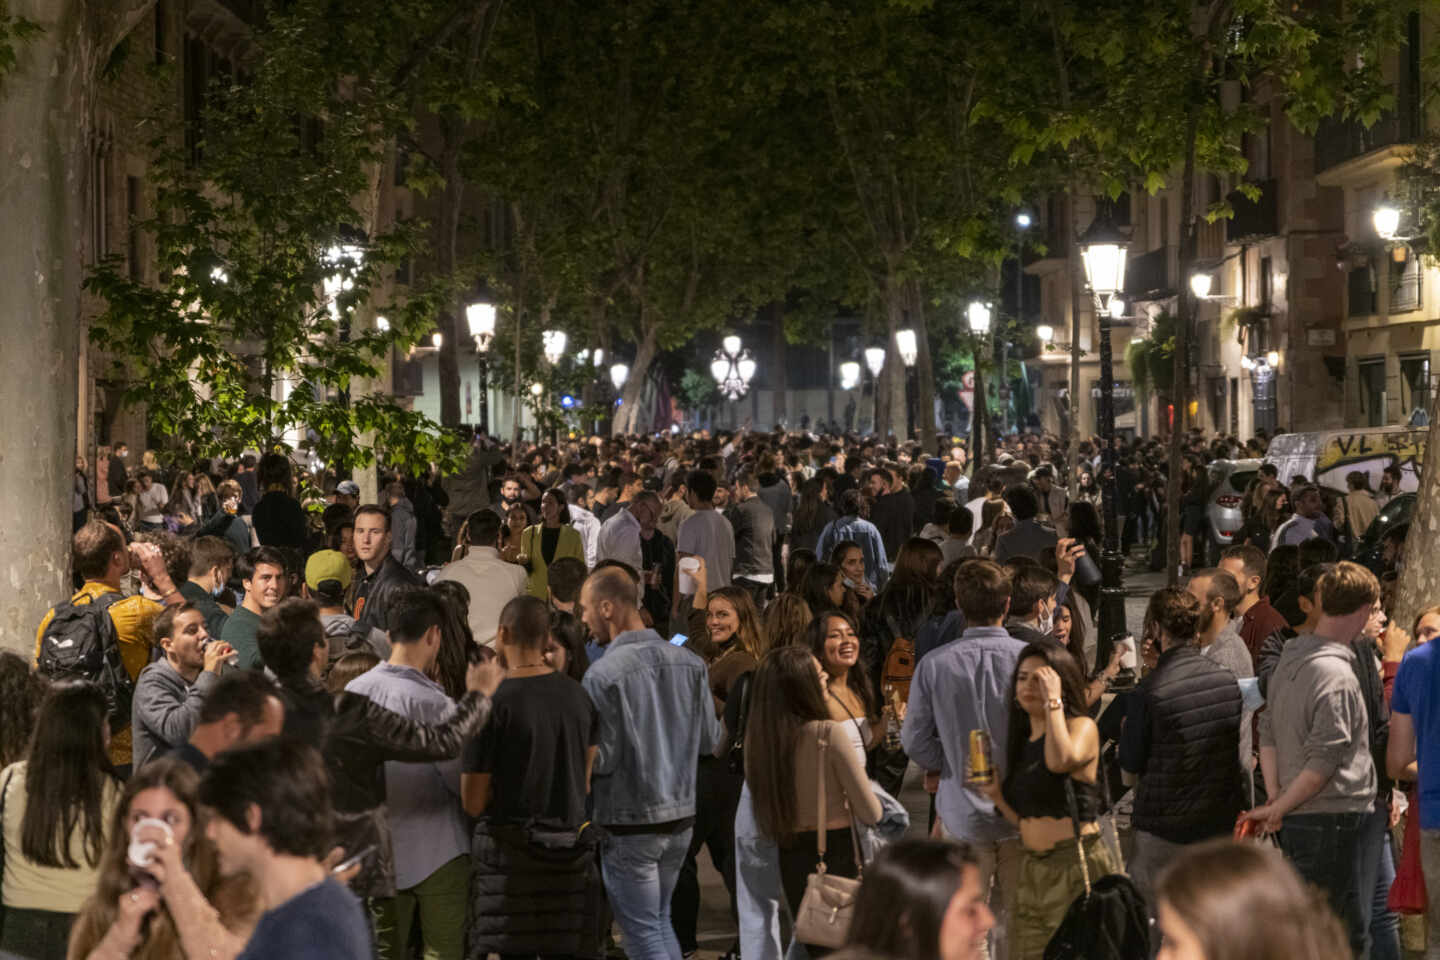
[335,480,361,497]
[305,550,353,592]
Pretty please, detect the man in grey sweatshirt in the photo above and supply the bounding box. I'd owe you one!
[1247,561,1381,958]
[131,603,234,769]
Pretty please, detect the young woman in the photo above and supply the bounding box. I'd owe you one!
[785,548,818,599]
[790,478,836,556]
[744,646,882,957]
[429,580,474,699]
[1155,839,1350,960]
[518,488,584,599]
[762,593,813,652]
[810,611,893,756]
[1,684,123,960]
[844,839,995,960]
[498,503,531,566]
[830,541,877,604]
[801,562,849,619]
[545,609,591,682]
[672,585,766,958]
[972,500,1011,557]
[0,651,46,769]
[67,758,259,960]
[982,643,1113,960]
[1051,593,1121,708]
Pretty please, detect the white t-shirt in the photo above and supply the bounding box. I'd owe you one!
[676,508,735,590]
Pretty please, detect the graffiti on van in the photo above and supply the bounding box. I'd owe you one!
[1313,431,1424,492]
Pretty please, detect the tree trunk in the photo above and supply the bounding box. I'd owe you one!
[883,274,907,440]
[435,116,464,428]
[0,0,155,653]
[911,280,938,453]
[613,322,659,436]
[1393,386,1440,634]
[768,302,787,429]
[1168,108,1200,585]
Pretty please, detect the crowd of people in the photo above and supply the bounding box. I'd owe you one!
[0,422,1434,960]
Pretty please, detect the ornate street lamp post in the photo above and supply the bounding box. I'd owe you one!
[864,347,885,435]
[711,335,757,401]
[896,328,918,438]
[967,301,991,472]
[466,301,496,435]
[1078,206,1130,680]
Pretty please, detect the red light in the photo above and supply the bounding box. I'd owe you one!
[1220,530,1236,537]
[1216,495,1241,507]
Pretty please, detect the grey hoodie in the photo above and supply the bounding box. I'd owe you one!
[1258,632,1375,815]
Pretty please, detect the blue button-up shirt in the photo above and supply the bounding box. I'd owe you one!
[901,625,1026,845]
[815,515,890,589]
[582,627,723,826]
[345,663,467,888]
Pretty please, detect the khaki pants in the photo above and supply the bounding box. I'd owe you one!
[1012,833,1118,960]
[944,827,1021,960]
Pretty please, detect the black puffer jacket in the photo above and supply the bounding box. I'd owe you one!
[1127,645,1243,843]
[467,822,605,959]
[352,554,424,633]
[277,676,492,897]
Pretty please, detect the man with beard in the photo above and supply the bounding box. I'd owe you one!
[1374,464,1402,510]
[1188,568,1257,776]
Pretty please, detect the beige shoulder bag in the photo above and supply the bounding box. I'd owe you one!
[794,723,864,948]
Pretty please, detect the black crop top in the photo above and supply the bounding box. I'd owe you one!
[1002,734,1102,821]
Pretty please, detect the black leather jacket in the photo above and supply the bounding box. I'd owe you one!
[351,554,424,633]
[277,676,492,897]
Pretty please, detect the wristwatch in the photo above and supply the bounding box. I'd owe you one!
[1046,697,1063,711]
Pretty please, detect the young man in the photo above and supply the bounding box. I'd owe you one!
[304,548,389,665]
[1256,563,1332,698]
[993,485,1058,564]
[1218,544,1288,667]
[676,469,735,596]
[131,603,235,769]
[941,505,977,565]
[1120,588,1243,907]
[565,484,602,569]
[219,546,288,671]
[351,503,423,634]
[726,471,776,609]
[200,738,373,960]
[462,595,602,959]
[1271,484,1337,549]
[251,453,307,550]
[436,510,528,646]
[867,465,915,559]
[385,480,421,572]
[1247,561,1382,957]
[1186,568,1256,776]
[345,591,471,960]
[1002,565,1059,646]
[170,670,286,773]
[902,560,1023,960]
[179,535,235,642]
[580,566,722,960]
[1389,605,1440,958]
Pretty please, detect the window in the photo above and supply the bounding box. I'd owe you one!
[89,136,111,266]
[1358,358,1387,427]
[1392,249,1422,313]
[1349,264,1376,316]
[1259,257,1272,311]
[1400,353,1431,419]
[126,176,141,281]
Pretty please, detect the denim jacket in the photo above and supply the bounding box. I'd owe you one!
[583,627,723,826]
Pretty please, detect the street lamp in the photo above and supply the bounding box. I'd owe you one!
[1266,349,1280,368]
[712,335,756,401]
[967,301,992,334]
[1108,297,1126,320]
[864,347,886,433]
[467,300,497,435]
[1189,272,1213,300]
[431,332,443,349]
[1374,203,1401,241]
[896,329,919,366]
[542,330,568,366]
[1078,204,1131,682]
[1036,323,1054,344]
[839,361,861,390]
[610,363,629,392]
[1016,211,1032,229]
[966,300,993,465]
[864,347,886,377]
[896,329,919,437]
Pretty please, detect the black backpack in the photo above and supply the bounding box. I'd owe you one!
[36,591,134,730]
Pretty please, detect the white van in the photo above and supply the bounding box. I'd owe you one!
[1263,427,1424,494]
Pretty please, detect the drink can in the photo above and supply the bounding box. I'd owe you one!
[967,729,994,785]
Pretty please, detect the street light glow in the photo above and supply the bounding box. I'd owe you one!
[896,328,919,366]
[610,363,629,391]
[1016,212,1032,229]
[1189,272,1213,299]
[466,301,496,351]
[1374,204,1401,241]
[1108,297,1125,320]
[864,347,886,377]
[431,332,442,349]
[530,381,544,397]
[966,301,991,335]
[839,361,861,389]
[1077,209,1129,298]
[722,334,742,356]
[376,315,389,331]
[1266,350,1280,368]
[1036,324,1054,343]
[542,329,568,365]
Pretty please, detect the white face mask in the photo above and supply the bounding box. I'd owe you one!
[1038,599,1055,635]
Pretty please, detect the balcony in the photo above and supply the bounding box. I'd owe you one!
[1226,179,1277,243]
[1126,245,1174,300]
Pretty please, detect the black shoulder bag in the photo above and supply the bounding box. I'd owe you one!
[726,671,754,775]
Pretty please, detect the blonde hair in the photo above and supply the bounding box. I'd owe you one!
[762,593,813,652]
[1318,561,1380,617]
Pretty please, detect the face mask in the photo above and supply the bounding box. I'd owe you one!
[1038,600,1055,635]
[118,450,128,459]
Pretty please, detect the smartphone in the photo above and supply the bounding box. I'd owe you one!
[669,633,688,647]
[332,845,376,875]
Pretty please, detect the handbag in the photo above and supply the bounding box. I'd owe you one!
[793,724,865,949]
[725,671,753,776]
[1390,790,1428,914]
[1044,750,1149,960]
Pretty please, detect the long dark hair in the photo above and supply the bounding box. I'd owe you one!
[745,645,830,845]
[875,538,943,627]
[1057,592,1088,676]
[429,581,472,699]
[785,548,817,596]
[791,478,829,538]
[801,562,843,619]
[846,839,981,960]
[1002,642,1088,792]
[542,487,572,526]
[1067,500,1102,546]
[21,682,116,869]
[0,651,46,768]
[547,610,591,682]
[807,609,874,718]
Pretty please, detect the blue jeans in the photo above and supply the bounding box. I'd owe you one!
[1279,810,1371,958]
[603,828,692,960]
[1364,808,1401,960]
[735,783,809,960]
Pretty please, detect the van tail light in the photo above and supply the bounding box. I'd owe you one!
[1216,496,1242,507]
[1219,530,1237,537]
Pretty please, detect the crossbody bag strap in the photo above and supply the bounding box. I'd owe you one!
[1094,741,1125,872]
[1063,777,1092,900]
[815,723,830,873]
